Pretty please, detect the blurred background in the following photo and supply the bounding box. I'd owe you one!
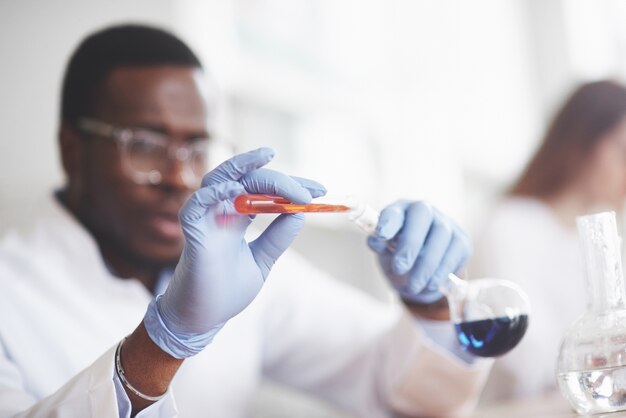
[2,0,626,416]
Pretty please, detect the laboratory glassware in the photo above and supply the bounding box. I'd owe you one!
[234,193,353,214]
[235,194,530,357]
[556,211,626,415]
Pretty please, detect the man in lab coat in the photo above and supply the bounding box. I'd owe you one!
[0,24,490,417]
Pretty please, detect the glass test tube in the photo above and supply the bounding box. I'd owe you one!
[234,194,351,214]
[234,194,381,234]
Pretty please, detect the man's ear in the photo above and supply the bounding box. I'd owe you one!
[59,122,83,178]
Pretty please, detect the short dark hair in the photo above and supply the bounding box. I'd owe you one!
[61,24,203,125]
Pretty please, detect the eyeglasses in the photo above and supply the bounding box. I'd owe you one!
[76,117,210,188]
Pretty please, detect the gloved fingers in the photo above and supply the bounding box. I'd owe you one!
[404,214,453,294]
[249,213,306,279]
[240,168,313,204]
[201,147,274,187]
[375,201,410,239]
[367,235,388,254]
[426,229,473,293]
[290,176,327,198]
[389,201,435,276]
[180,181,245,223]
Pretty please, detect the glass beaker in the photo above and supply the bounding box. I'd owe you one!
[556,211,626,414]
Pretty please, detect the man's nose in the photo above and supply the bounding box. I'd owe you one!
[160,151,197,191]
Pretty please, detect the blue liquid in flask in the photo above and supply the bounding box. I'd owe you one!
[455,314,529,357]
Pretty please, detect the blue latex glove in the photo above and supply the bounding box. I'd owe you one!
[367,200,472,304]
[144,147,326,358]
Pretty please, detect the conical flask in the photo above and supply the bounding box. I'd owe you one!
[556,211,626,414]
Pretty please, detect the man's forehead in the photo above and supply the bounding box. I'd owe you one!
[93,66,211,122]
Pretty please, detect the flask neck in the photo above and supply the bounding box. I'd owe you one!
[577,211,626,311]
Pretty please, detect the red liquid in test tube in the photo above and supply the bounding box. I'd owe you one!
[234,194,352,214]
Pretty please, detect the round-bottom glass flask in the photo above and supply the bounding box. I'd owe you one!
[556,211,626,414]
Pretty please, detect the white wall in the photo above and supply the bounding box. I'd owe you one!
[174,0,542,228]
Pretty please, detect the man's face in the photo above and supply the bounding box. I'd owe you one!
[76,66,210,266]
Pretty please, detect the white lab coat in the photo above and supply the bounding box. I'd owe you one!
[470,197,586,403]
[0,196,489,417]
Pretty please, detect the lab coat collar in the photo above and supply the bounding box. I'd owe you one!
[47,190,104,265]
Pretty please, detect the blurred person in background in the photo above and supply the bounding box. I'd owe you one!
[471,80,626,403]
[0,24,491,417]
